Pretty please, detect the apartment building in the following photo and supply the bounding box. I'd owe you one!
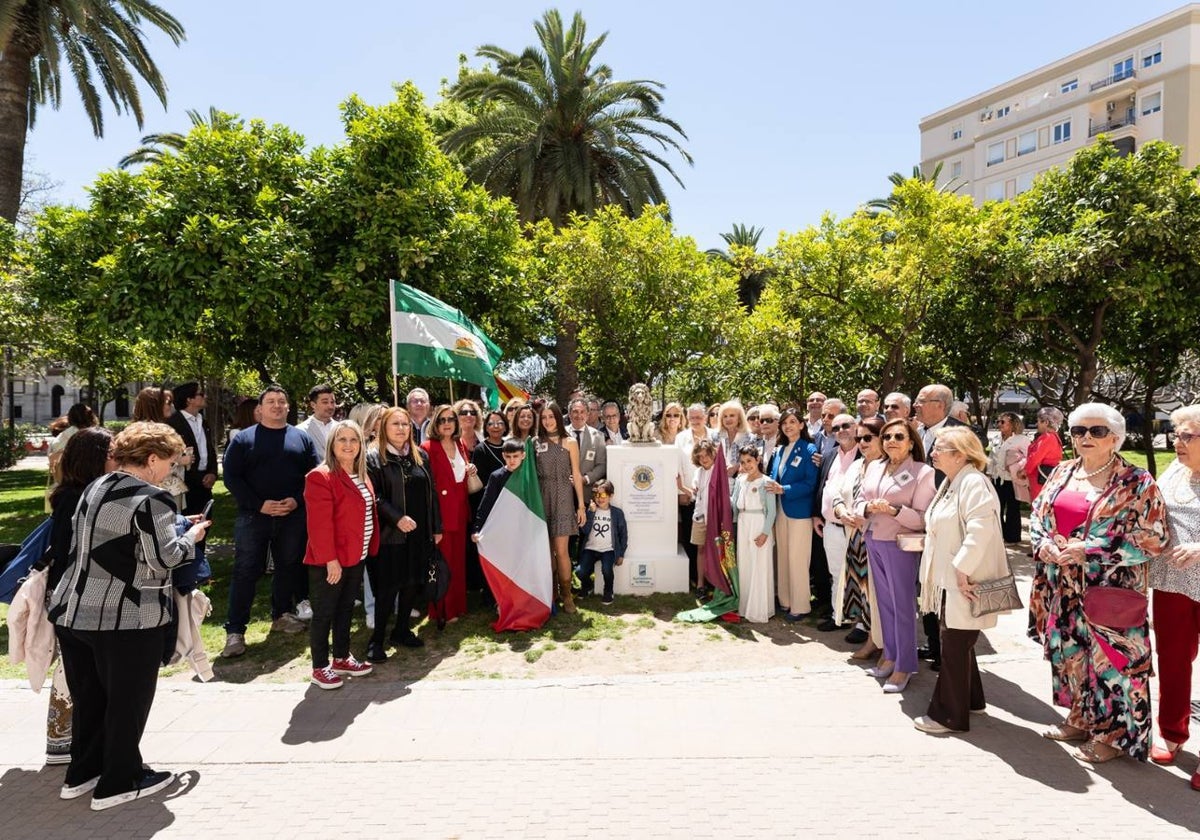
[919,4,1200,203]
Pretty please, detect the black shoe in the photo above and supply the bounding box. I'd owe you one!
[844,627,868,644]
[90,769,174,811]
[930,660,941,672]
[917,646,936,661]
[397,632,424,648]
[817,618,841,632]
[366,642,388,663]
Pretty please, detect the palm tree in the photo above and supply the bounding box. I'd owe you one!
[707,223,769,310]
[864,162,963,215]
[118,107,240,169]
[441,9,692,229]
[0,1,185,222]
[441,9,691,401]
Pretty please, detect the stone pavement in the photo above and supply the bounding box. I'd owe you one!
[2,638,1199,839]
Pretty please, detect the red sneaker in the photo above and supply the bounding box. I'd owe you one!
[310,666,343,690]
[331,656,373,677]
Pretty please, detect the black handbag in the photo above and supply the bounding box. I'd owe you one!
[423,543,451,604]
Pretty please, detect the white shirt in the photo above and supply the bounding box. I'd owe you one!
[181,409,208,471]
[675,427,714,490]
[806,416,823,438]
[821,446,859,522]
[919,417,948,453]
[585,508,614,552]
[298,416,334,463]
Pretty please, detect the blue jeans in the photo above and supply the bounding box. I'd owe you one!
[580,549,616,599]
[224,510,308,634]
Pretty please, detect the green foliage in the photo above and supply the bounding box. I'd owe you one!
[0,425,27,469]
[526,206,741,399]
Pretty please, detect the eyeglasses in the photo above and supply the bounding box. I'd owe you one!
[832,422,854,432]
[821,412,837,419]
[881,432,909,442]
[486,419,505,427]
[855,435,876,443]
[807,397,823,403]
[436,417,456,425]
[1069,425,1111,439]
[1176,431,1200,445]
[458,409,478,417]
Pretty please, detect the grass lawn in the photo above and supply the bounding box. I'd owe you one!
[0,466,702,683]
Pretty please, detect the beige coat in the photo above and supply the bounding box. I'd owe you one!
[920,467,1009,630]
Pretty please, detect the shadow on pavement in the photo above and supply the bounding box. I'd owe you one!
[981,670,1063,726]
[280,679,420,746]
[0,766,185,838]
[1103,753,1200,832]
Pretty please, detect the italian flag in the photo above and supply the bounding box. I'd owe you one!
[477,440,553,631]
[390,281,503,388]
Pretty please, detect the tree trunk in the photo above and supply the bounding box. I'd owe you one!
[554,319,579,405]
[1142,365,1159,478]
[1074,347,1099,407]
[0,37,34,224]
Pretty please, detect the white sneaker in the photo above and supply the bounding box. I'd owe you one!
[295,600,313,621]
[410,608,421,619]
[913,715,954,734]
[90,770,174,811]
[60,776,99,800]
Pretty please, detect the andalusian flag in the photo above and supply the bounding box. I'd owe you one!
[390,281,503,388]
[477,440,553,632]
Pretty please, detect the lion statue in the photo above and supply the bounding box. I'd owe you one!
[626,382,658,444]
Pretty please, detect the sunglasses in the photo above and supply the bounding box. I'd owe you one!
[747,416,760,422]
[882,432,909,442]
[1069,425,1111,439]
[436,416,456,425]
[1177,431,1200,445]
[759,417,777,424]
[884,403,901,410]
[855,435,876,443]
[832,422,854,432]
[458,409,478,417]
[708,411,719,417]
[665,413,681,419]
[593,491,610,499]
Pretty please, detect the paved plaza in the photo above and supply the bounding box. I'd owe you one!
[2,606,1199,839]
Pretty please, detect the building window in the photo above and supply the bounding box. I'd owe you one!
[951,123,963,140]
[1016,172,1036,195]
[1017,131,1036,156]
[987,142,1005,166]
[950,160,962,180]
[1052,119,1072,144]
[1113,56,1134,81]
[995,105,1011,119]
[1060,78,1078,94]
[984,182,1005,202]
[1142,91,1162,115]
[1142,43,1162,68]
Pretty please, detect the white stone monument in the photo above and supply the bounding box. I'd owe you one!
[597,383,688,595]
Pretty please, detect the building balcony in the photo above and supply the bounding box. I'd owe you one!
[1090,68,1136,92]
[1088,109,1136,137]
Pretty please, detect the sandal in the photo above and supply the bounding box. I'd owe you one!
[1073,740,1122,764]
[1042,723,1088,742]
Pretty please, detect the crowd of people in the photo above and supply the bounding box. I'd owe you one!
[15,379,1200,809]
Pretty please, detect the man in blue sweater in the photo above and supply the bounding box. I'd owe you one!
[220,385,320,658]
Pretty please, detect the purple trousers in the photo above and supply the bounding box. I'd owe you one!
[864,534,921,674]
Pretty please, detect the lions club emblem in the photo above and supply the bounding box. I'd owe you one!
[632,465,655,491]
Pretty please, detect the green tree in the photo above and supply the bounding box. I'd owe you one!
[441,9,692,402]
[526,206,740,400]
[0,0,185,222]
[1010,138,1200,408]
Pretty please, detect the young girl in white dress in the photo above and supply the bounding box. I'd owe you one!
[732,445,777,623]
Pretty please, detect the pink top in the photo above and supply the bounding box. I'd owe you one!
[1053,489,1091,539]
[854,457,937,541]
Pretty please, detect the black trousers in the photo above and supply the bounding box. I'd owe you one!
[308,563,364,668]
[365,549,422,644]
[55,625,167,798]
[810,532,832,612]
[922,612,942,662]
[994,478,1022,543]
[181,474,213,551]
[926,626,985,731]
[679,501,699,583]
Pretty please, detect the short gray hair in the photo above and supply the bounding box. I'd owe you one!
[1037,406,1064,429]
[1067,402,1126,449]
[1171,404,1200,427]
[824,398,847,414]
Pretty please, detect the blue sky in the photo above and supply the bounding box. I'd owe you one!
[23,0,1188,249]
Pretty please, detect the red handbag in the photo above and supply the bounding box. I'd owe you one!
[1082,586,1148,628]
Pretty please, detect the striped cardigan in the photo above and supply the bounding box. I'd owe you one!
[49,472,195,631]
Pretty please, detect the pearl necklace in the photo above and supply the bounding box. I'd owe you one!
[1074,454,1117,481]
[1167,467,1200,505]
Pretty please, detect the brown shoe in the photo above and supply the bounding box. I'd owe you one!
[271,613,307,634]
[851,641,881,661]
[221,633,246,658]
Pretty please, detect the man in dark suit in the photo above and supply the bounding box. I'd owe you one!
[169,382,218,526]
[913,383,965,669]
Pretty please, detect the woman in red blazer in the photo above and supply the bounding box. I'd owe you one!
[304,420,380,689]
[421,404,476,625]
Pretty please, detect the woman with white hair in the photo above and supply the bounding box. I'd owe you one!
[1148,404,1200,789]
[1029,402,1168,763]
[1025,406,1064,499]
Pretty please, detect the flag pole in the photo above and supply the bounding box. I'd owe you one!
[448,378,456,402]
[392,375,399,408]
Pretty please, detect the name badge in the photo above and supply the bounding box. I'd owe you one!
[585,450,595,462]
[893,470,914,487]
[536,442,548,454]
[790,456,802,468]
[1085,489,1102,503]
